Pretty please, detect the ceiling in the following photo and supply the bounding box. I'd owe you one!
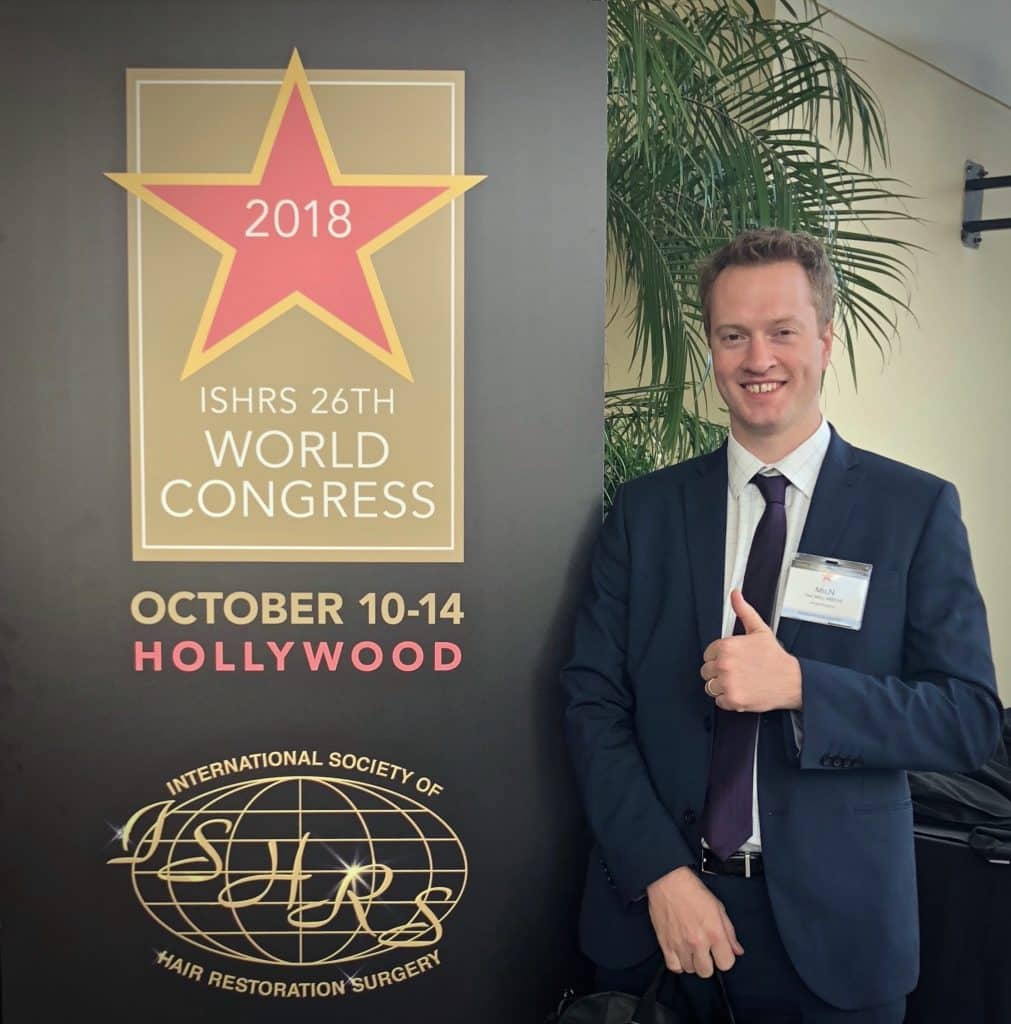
[818,0,1011,108]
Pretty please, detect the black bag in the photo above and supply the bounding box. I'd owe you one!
[549,966,736,1024]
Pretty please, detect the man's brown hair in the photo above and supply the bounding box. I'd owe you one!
[698,229,836,336]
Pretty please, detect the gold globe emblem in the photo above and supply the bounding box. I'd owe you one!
[110,775,467,966]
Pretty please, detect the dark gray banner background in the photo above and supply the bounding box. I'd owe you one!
[0,1,605,1020]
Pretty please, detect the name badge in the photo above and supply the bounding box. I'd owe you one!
[781,554,872,630]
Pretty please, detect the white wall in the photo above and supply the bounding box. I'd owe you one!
[812,11,1011,703]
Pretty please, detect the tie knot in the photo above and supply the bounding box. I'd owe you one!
[752,472,788,506]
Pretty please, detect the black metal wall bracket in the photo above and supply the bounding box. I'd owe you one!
[962,161,1011,249]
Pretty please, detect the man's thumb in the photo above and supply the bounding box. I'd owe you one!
[731,588,769,634]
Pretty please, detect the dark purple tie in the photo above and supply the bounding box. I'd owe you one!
[700,472,789,859]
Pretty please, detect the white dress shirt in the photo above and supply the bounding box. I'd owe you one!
[711,417,831,852]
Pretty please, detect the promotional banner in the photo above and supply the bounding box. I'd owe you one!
[115,52,477,562]
[0,1,605,1021]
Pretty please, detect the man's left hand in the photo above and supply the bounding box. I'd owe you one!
[700,589,803,712]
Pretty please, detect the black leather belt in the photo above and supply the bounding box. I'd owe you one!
[700,847,764,877]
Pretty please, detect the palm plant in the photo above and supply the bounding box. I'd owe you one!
[605,0,914,509]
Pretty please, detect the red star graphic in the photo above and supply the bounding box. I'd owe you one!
[108,51,484,380]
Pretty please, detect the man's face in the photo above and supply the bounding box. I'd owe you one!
[707,260,832,450]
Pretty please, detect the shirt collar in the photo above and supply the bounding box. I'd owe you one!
[727,418,831,500]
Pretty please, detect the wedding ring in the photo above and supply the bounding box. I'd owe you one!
[704,679,720,698]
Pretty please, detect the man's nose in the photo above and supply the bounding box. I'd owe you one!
[743,334,776,373]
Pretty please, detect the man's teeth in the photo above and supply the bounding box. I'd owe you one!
[744,382,781,393]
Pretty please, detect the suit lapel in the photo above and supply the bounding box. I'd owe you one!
[776,427,862,652]
[683,444,728,652]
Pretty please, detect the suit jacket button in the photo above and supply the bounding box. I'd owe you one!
[703,714,713,732]
[683,809,696,825]
[832,757,844,767]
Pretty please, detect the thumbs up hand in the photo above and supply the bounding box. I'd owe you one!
[700,589,803,712]
[730,589,772,635]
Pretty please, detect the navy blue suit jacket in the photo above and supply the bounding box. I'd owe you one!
[561,427,1002,1010]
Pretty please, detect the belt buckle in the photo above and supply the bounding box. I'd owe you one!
[742,851,752,879]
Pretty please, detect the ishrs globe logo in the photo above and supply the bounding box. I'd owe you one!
[108,750,466,999]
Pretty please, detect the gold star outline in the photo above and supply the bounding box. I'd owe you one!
[107,50,485,381]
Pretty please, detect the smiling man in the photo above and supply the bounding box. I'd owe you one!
[562,229,1003,1023]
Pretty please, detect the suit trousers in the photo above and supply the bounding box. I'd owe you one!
[593,870,906,1024]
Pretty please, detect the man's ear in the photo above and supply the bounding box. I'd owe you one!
[819,319,834,371]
